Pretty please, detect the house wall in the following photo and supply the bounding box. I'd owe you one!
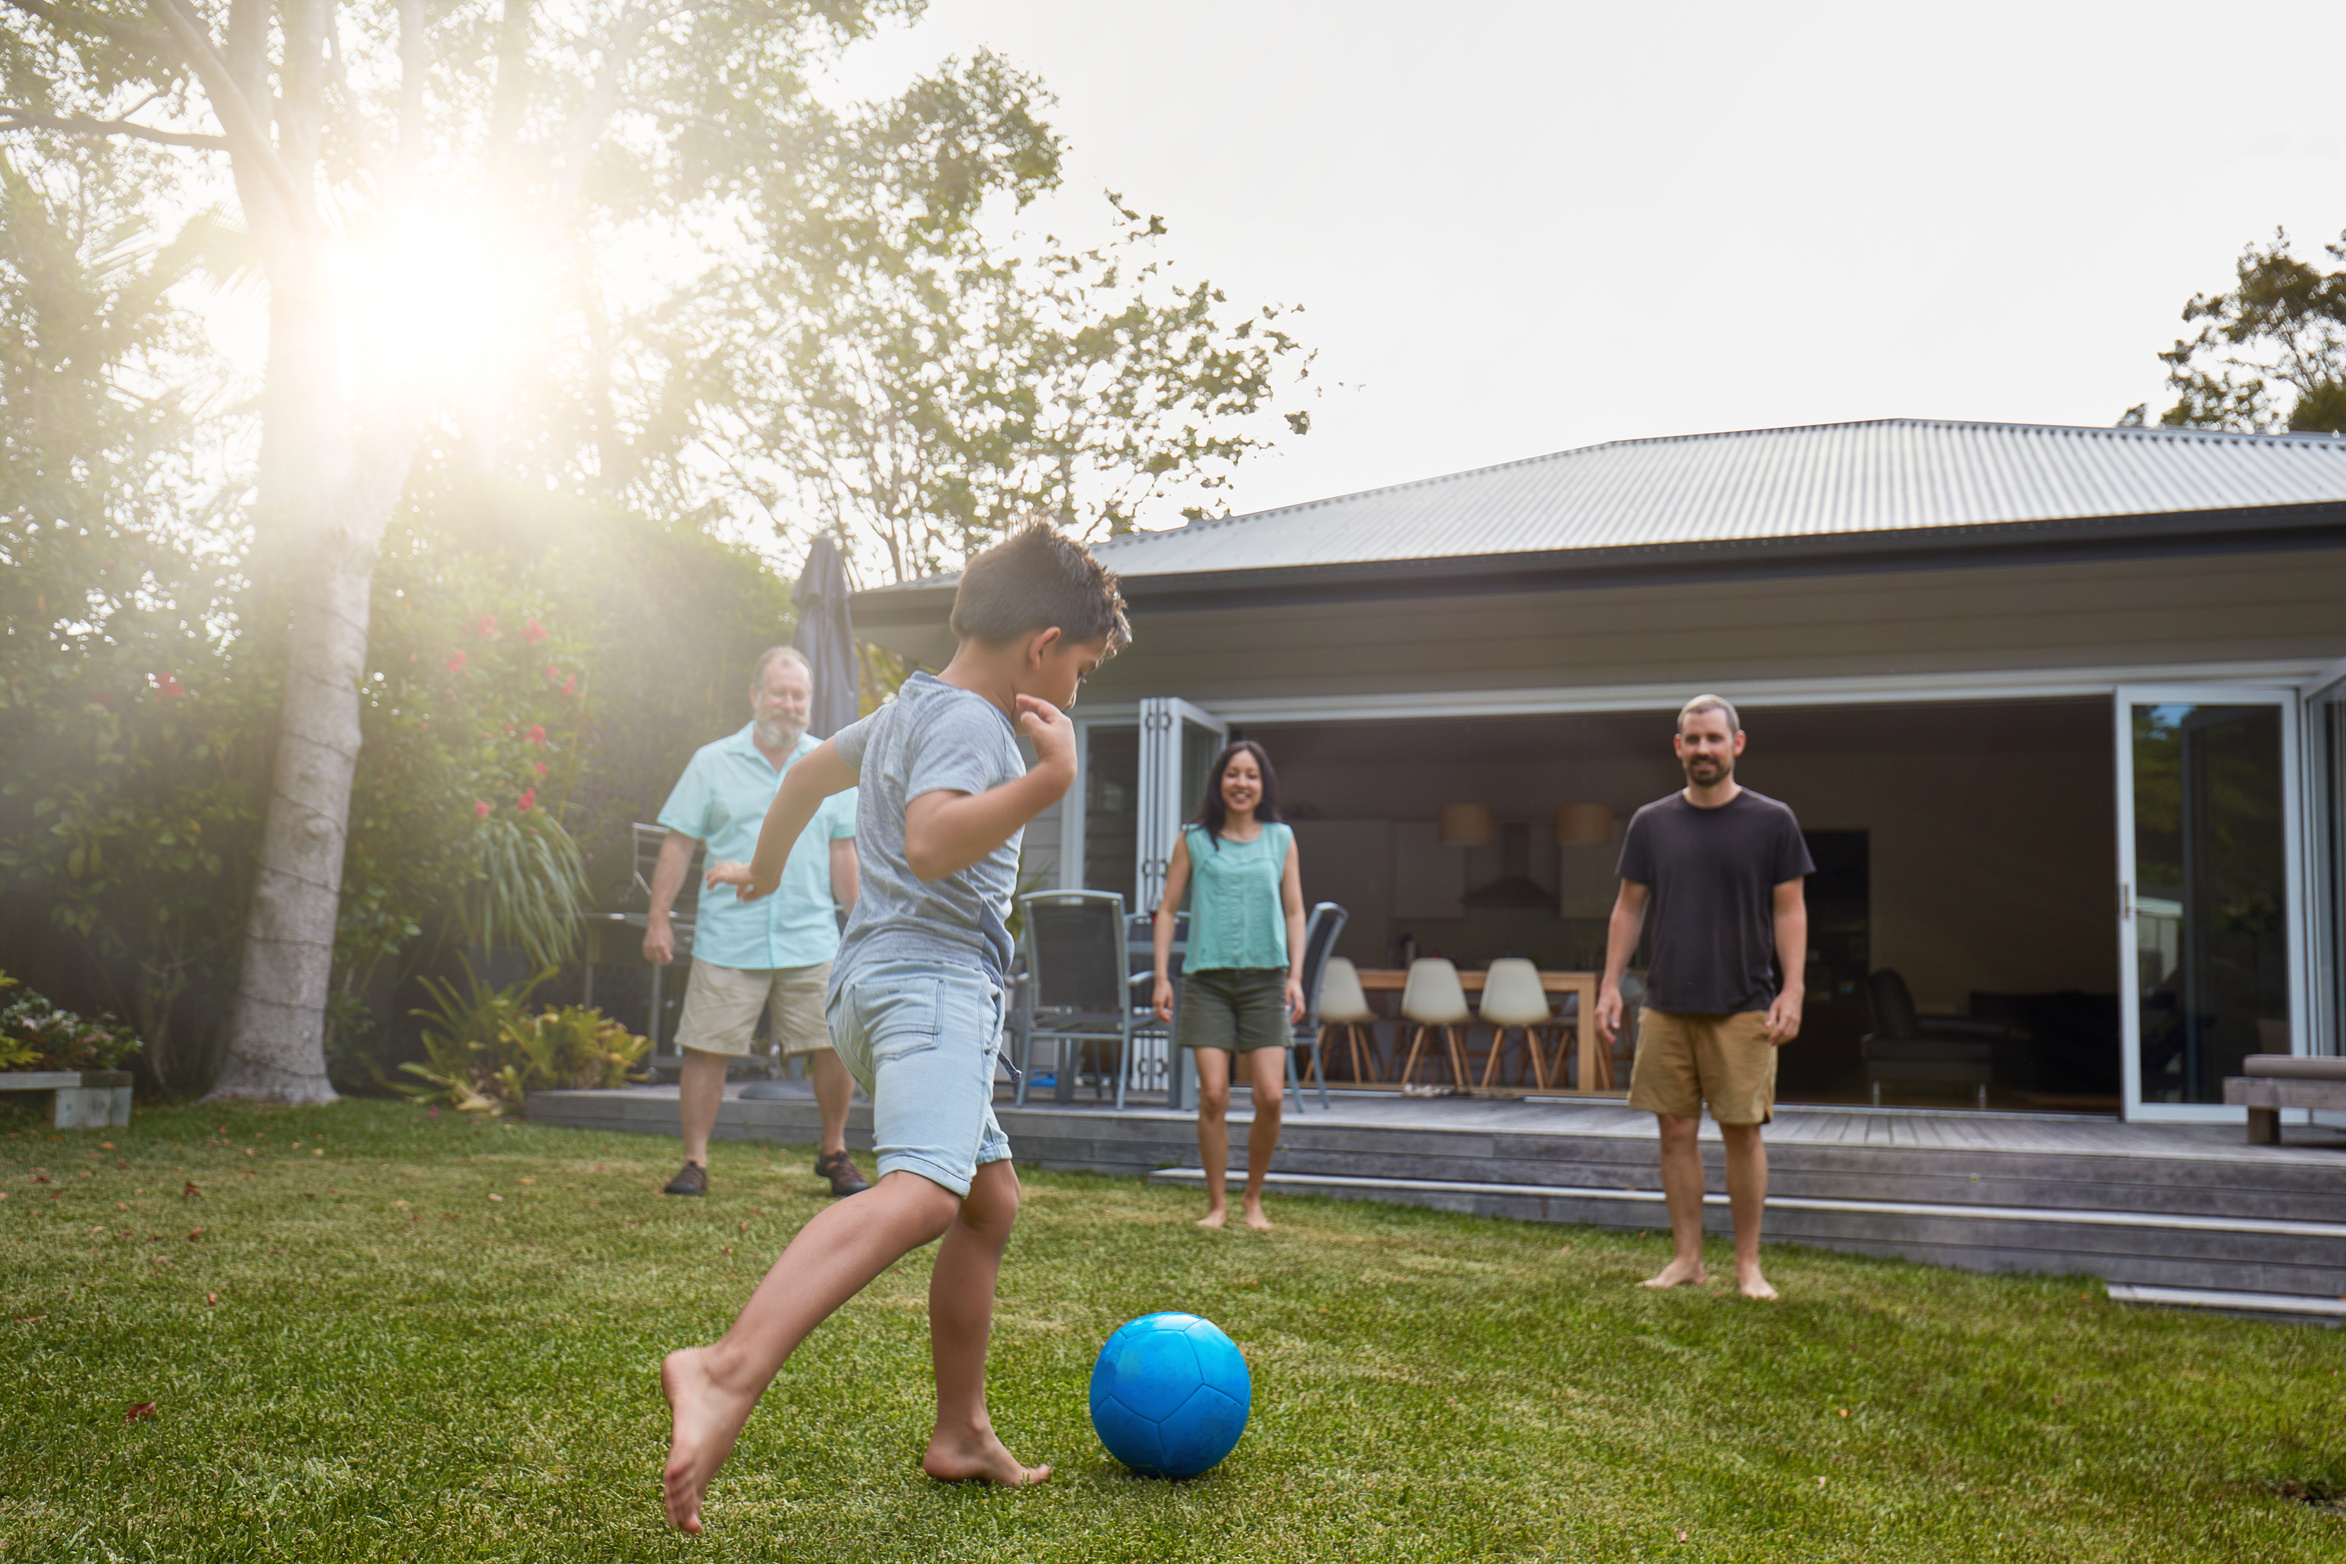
[1068,545,2346,704]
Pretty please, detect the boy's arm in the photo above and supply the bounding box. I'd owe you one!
[903,696,1076,881]
[705,741,857,903]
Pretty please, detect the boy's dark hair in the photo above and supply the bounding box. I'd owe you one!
[949,523,1131,654]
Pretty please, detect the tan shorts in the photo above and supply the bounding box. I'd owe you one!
[1625,1008,1777,1125]
[673,961,833,1058]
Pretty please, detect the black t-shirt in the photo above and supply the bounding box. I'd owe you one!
[1615,788,1814,1015]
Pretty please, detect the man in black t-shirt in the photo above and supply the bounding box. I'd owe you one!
[1595,694,1812,1300]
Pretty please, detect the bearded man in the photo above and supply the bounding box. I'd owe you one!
[1595,694,1811,1300]
[645,646,869,1198]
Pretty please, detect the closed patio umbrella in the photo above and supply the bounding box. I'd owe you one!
[740,533,859,1103]
[791,533,858,740]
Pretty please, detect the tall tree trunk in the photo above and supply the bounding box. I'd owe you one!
[208,255,377,1104]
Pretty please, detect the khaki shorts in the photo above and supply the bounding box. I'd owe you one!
[672,961,833,1058]
[1625,1008,1777,1125]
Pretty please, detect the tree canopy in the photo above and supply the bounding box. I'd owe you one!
[2138,227,2346,435]
[0,0,1312,1098]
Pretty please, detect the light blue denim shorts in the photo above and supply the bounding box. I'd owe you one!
[825,959,1012,1198]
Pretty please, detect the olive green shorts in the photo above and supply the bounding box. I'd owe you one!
[1175,968,1291,1054]
[1625,1008,1777,1126]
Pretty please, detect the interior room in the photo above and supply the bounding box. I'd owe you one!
[1179,698,2121,1110]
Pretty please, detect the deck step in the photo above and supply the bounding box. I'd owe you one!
[1143,1167,2346,1300]
[2106,1283,2346,1322]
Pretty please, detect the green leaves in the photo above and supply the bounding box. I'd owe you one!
[2155,227,2346,434]
[395,958,649,1114]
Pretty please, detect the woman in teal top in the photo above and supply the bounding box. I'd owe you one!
[1152,740,1307,1230]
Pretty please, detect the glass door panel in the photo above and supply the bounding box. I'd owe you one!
[2119,692,2297,1114]
[2309,676,2346,1058]
[1081,726,1139,898]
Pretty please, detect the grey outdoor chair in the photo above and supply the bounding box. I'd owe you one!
[1017,890,1146,1109]
[1284,901,1348,1112]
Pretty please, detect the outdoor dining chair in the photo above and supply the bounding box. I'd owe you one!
[1016,890,1143,1109]
[1396,957,1472,1089]
[1477,957,1554,1090]
[1316,956,1381,1085]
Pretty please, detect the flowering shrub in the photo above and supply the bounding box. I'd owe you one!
[0,972,144,1073]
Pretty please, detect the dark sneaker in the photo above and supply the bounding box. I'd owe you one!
[813,1150,871,1197]
[662,1161,708,1197]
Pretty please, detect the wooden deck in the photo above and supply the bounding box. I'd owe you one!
[525,1083,2346,1311]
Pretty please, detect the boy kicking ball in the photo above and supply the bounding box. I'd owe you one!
[661,525,1129,1533]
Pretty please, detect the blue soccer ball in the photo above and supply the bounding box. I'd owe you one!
[1089,1312,1252,1478]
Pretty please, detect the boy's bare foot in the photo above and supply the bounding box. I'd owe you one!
[661,1346,759,1533]
[923,1423,1052,1487]
[1737,1265,1780,1301]
[1638,1257,1709,1289]
[1241,1199,1272,1232]
[1196,1207,1228,1229]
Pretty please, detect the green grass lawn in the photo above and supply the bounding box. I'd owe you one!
[2,1097,2340,1562]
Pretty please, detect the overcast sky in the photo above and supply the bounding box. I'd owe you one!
[824,0,2346,526]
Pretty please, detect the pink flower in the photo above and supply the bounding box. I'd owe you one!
[446,650,468,674]
[156,674,186,701]
[542,663,563,683]
[532,761,549,776]
[516,788,538,812]
[473,800,491,819]
[525,724,546,746]
[561,675,578,697]
[93,692,115,710]
[476,614,499,639]
[521,618,547,644]
[501,721,515,736]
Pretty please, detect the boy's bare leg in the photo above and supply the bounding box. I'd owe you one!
[1239,1049,1285,1230]
[1193,1049,1232,1228]
[1639,1113,1710,1288]
[678,1047,728,1167]
[662,1169,959,1532]
[1721,1123,1776,1299]
[923,1159,1051,1486]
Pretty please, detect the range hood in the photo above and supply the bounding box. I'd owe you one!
[1461,821,1555,910]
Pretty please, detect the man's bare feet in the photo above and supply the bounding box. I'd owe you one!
[1196,1206,1228,1229]
[1638,1256,1709,1289]
[1241,1199,1272,1232]
[923,1422,1052,1486]
[661,1346,759,1533]
[1737,1265,1780,1301]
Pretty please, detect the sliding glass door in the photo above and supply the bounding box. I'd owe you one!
[2115,687,2303,1119]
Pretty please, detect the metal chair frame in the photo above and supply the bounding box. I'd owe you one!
[1016,890,1147,1109]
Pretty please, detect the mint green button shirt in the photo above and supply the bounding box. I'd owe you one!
[1182,822,1293,972]
[657,726,857,971]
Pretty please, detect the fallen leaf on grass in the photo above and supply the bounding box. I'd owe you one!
[243,1148,255,1158]
[1677,1531,1689,1543]
[518,1177,536,1185]
[183,1182,201,1198]
[738,1221,750,1232]
[1837,1407,1849,1418]
[29,1169,49,1184]
[186,1228,203,1241]
[100,1142,114,1150]
[487,1193,504,1204]
[124,1401,156,1423]
[205,1293,218,1307]
[312,1148,325,1157]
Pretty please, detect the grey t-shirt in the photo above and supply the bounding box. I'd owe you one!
[829,672,1029,991]
[1616,788,1814,1015]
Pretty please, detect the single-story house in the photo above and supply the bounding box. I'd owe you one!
[853,418,2346,1124]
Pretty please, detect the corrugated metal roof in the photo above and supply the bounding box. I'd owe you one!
[1085,418,2346,578]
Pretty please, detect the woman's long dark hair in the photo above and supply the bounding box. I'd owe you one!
[1189,740,1283,850]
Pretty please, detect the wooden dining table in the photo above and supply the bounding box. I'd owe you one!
[1350,968,1614,1095]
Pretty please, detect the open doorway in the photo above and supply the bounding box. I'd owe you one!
[1233,698,2119,1111]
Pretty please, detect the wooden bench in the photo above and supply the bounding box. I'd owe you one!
[0,1070,133,1129]
[2222,1055,2346,1143]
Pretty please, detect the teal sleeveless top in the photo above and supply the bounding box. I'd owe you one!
[1182,822,1292,972]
